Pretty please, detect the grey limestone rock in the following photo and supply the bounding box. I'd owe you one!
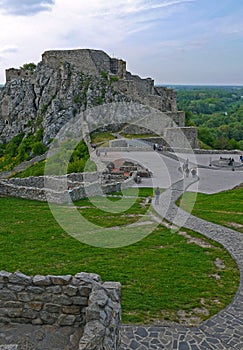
[0,48,196,149]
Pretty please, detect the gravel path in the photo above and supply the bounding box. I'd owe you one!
[121,176,243,349]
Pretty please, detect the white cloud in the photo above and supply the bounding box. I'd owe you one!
[0,45,18,54]
[0,0,241,85]
[0,0,55,16]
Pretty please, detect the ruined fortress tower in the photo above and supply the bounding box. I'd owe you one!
[0,49,198,148]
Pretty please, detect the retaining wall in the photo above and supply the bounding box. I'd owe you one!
[0,271,121,350]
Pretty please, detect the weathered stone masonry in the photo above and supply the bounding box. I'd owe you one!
[0,171,134,203]
[0,48,198,148]
[0,271,121,350]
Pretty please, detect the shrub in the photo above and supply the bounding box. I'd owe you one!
[21,63,37,71]
[31,142,47,156]
[101,70,108,80]
[110,75,119,83]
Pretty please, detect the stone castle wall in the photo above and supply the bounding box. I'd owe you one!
[154,86,178,112]
[5,68,35,82]
[164,127,199,149]
[42,50,103,77]
[0,172,134,203]
[42,49,127,79]
[166,111,185,127]
[0,271,121,349]
[5,49,179,116]
[0,48,198,149]
[125,72,154,95]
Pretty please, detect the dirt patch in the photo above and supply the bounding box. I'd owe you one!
[214,258,226,270]
[209,273,221,281]
[128,220,156,227]
[176,307,210,326]
[233,183,243,190]
[155,307,210,326]
[177,231,212,248]
[227,222,243,229]
[120,214,143,218]
[197,209,243,215]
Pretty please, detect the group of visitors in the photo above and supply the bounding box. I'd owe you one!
[227,157,235,166]
[178,159,197,178]
[92,144,107,157]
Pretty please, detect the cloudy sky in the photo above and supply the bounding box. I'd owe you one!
[0,0,242,85]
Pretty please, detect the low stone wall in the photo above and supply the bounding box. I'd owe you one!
[0,180,47,202]
[0,271,121,350]
[0,172,135,203]
[6,172,100,190]
[0,180,116,203]
[193,149,241,154]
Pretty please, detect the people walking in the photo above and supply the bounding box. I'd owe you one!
[155,187,160,205]
[67,186,72,205]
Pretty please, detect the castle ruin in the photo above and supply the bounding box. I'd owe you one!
[1,49,198,148]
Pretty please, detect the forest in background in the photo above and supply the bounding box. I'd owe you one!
[171,85,243,150]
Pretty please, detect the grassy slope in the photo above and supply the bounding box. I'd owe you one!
[0,188,240,324]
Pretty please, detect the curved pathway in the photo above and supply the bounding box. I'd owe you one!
[121,176,243,349]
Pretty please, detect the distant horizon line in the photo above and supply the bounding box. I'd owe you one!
[1,81,243,87]
[157,83,243,87]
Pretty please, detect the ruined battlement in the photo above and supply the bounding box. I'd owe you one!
[0,48,197,147]
[4,49,178,113]
[6,67,35,82]
[42,49,127,79]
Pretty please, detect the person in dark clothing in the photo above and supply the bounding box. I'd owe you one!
[155,187,160,205]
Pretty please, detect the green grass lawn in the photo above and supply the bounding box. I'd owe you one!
[90,131,116,144]
[178,187,243,233]
[120,133,158,139]
[0,188,240,325]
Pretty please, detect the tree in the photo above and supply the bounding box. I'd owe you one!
[198,127,215,147]
[228,138,240,150]
[21,63,37,72]
[213,136,229,150]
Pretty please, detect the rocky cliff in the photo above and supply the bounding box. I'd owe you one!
[0,49,193,146]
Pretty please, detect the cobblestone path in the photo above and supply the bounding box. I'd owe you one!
[121,176,243,349]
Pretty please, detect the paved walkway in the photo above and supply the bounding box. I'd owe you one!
[100,151,243,194]
[121,176,243,349]
[88,149,243,348]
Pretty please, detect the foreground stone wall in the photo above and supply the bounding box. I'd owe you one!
[0,271,121,350]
